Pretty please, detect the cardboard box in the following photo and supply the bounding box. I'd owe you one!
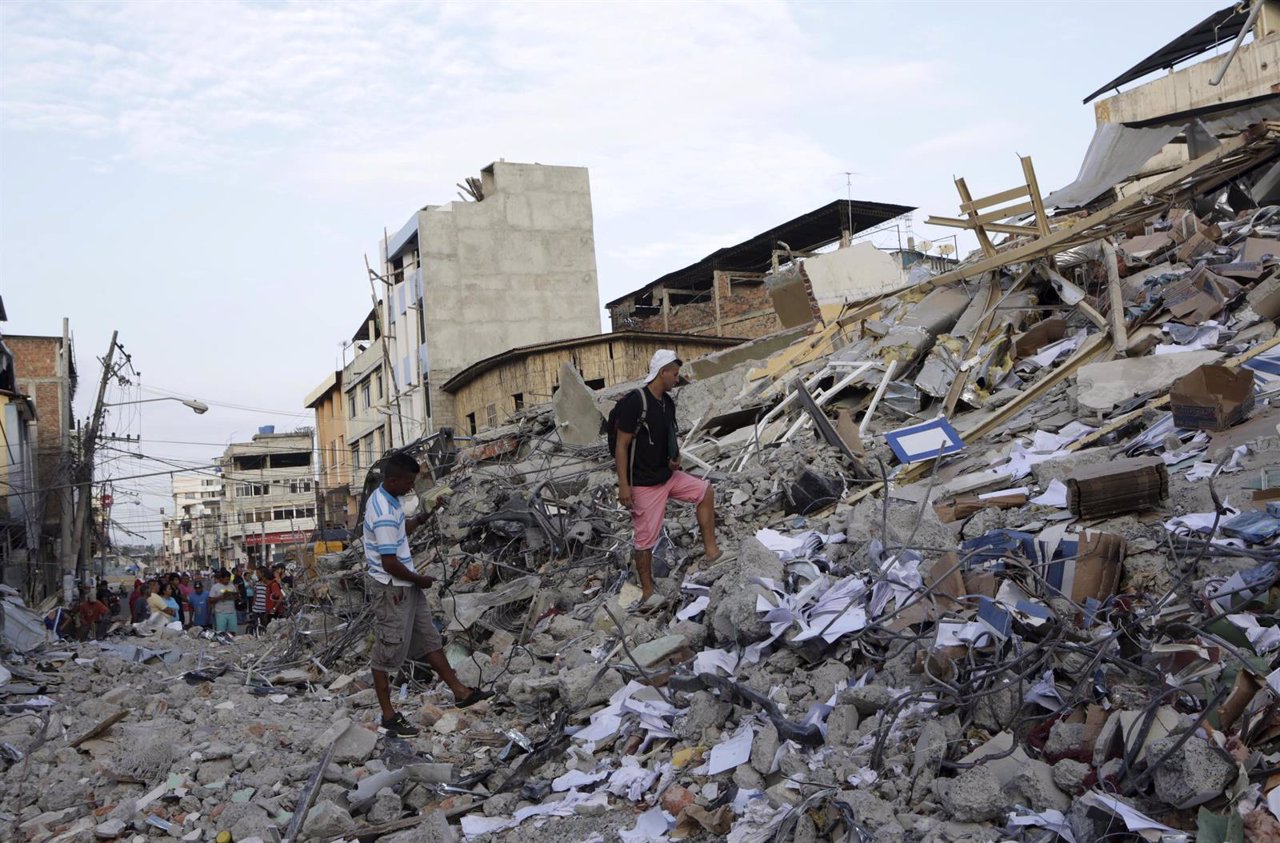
[1246,272,1280,320]
[1175,223,1222,263]
[1169,364,1255,431]
[1073,531,1126,604]
[1162,265,1242,322]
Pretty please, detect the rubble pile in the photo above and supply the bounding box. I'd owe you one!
[6,132,1280,843]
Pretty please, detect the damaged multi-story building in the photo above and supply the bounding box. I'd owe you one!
[375,161,602,439]
[161,473,225,570]
[604,199,914,339]
[220,428,317,568]
[1,314,76,598]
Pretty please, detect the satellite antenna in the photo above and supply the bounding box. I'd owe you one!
[917,240,933,254]
[843,171,862,237]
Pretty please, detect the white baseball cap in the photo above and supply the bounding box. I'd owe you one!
[644,349,683,384]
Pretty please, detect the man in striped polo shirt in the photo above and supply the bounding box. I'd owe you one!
[365,452,489,738]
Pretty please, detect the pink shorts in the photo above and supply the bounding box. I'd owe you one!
[631,471,711,550]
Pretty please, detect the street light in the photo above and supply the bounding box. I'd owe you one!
[104,396,209,414]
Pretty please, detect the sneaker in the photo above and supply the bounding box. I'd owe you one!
[378,712,420,738]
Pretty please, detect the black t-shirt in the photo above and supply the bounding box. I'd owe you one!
[615,388,677,487]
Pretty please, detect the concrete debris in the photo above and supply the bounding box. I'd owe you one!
[7,32,1280,843]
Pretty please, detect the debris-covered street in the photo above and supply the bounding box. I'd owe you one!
[4,2,1280,843]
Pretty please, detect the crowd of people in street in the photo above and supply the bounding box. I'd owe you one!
[44,563,295,641]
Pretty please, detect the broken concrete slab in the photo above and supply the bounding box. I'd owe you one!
[553,362,606,446]
[1075,349,1221,413]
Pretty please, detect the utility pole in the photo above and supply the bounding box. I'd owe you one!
[67,330,117,585]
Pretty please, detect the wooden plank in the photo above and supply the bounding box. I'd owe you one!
[925,216,1042,235]
[961,184,1030,213]
[942,273,1015,415]
[1021,155,1052,238]
[1103,239,1128,355]
[68,709,128,748]
[922,125,1272,290]
[955,176,997,258]
[970,199,1037,226]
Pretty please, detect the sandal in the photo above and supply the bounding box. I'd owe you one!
[456,688,494,709]
[636,594,670,615]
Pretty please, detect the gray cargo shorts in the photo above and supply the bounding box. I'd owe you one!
[368,579,443,673]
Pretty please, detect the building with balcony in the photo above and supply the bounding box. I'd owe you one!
[166,472,225,570]
[221,428,317,568]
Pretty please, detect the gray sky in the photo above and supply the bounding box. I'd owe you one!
[0,0,1224,543]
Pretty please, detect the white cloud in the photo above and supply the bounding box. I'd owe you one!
[0,0,943,213]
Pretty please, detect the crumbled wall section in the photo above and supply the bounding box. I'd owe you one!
[608,273,783,339]
[7,335,72,525]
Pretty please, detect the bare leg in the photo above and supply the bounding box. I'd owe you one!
[697,487,720,559]
[372,668,396,721]
[423,649,473,699]
[634,548,655,600]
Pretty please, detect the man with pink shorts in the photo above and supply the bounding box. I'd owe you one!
[614,350,720,612]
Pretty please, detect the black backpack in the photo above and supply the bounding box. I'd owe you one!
[606,388,649,458]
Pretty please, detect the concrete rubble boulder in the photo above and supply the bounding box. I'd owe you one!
[707,536,784,644]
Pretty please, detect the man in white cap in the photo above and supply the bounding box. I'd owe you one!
[614,350,720,611]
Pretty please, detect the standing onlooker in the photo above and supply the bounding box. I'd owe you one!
[189,579,211,630]
[263,567,285,620]
[250,568,271,634]
[148,581,177,622]
[128,580,145,620]
[131,581,152,623]
[209,570,238,634]
[236,570,251,630]
[178,574,194,625]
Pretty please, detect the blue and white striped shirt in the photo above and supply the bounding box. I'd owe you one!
[363,486,414,586]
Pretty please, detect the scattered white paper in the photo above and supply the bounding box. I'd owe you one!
[1185,445,1249,481]
[692,647,741,676]
[1269,784,1280,824]
[1030,479,1069,508]
[460,790,611,836]
[708,723,754,775]
[754,528,845,562]
[1165,503,1240,537]
[1025,670,1065,709]
[1228,614,1280,654]
[935,621,990,648]
[552,768,608,792]
[1082,791,1177,839]
[978,486,1029,500]
[1028,336,1081,368]
[619,806,673,843]
[1156,320,1220,355]
[676,595,710,621]
[1008,808,1077,843]
[608,756,659,801]
[846,767,878,787]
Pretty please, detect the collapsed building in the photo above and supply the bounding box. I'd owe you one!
[5,7,1280,843]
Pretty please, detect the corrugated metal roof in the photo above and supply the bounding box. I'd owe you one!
[1083,3,1252,104]
[605,199,914,309]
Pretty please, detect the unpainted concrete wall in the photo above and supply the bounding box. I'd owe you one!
[422,163,601,428]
